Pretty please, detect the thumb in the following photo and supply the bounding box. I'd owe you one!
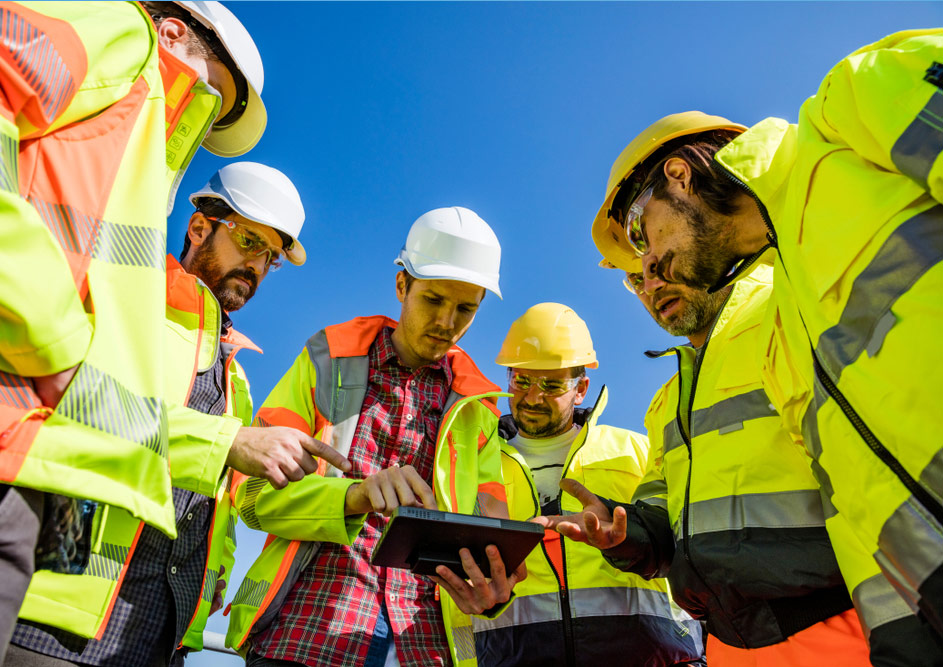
[299,433,352,472]
[559,479,598,509]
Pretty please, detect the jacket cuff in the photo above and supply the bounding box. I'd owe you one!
[2,319,92,377]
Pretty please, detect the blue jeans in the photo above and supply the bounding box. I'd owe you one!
[363,603,392,667]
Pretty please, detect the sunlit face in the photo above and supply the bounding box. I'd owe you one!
[626,268,728,338]
[393,275,485,368]
[638,192,738,290]
[187,213,284,312]
[508,367,588,438]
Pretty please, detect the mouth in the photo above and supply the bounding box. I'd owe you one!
[655,295,682,318]
[426,334,451,345]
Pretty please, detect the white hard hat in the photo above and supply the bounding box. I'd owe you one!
[189,162,306,265]
[395,207,502,298]
[175,1,266,157]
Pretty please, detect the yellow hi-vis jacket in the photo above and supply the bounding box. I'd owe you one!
[616,266,933,662]
[224,316,509,667]
[712,29,943,634]
[17,257,256,642]
[461,387,704,667]
[0,1,223,536]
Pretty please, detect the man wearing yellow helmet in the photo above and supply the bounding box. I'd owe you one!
[461,303,704,667]
[590,29,943,641]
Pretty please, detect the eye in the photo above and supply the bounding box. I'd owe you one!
[542,382,566,394]
[458,304,477,314]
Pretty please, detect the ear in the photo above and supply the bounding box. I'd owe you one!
[187,212,215,249]
[395,271,407,304]
[156,16,189,51]
[573,376,590,405]
[662,157,692,195]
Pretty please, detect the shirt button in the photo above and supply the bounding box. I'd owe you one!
[408,379,415,387]
[390,594,397,602]
[406,414,413,421]
[170,566,177,575]
[186,512,193,521]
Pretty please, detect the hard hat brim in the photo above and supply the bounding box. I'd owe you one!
[395,256,502,299]
[203,85,267,158]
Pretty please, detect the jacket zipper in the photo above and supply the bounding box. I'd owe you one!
[676,290,749,647]
[812,351,943,524]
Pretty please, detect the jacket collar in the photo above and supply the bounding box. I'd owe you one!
[165,255,261,354]
[324,315,499,400]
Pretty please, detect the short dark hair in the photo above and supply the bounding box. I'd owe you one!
[614,129,743,218]
[568,366,586,379]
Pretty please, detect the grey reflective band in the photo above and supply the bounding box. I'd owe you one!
[451,625,475,662]
[663,420,685,455]
[816,205,943,383]
[86,542,129,581]
[91,220,167,270]
[0,370,40,410]
[891,90,943,188]
[687,488,826,534]
[632,479,668,503]
[921,448,943,503]
[851,573,916,636]
[691,388,777,438]
[472,586,689,633]
[202,567,219,602]
[57,363,166,457]
[231,576,266,608]
[877,496,943,595]
[0,131,17,194]
[238,477,267,531]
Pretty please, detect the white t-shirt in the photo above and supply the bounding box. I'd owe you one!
[508,425,581,506]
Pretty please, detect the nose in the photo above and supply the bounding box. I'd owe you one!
[245,253,268,275]
[434,305,457,331]
[524,383,545,403]
[641,262,666,294]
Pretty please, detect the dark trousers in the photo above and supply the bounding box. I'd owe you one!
[0,487,42,666]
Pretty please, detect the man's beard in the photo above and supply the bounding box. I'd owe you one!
[189,241,257,312]
[648,286,729,338]
[662,193,739,290]
[515,404,570,438]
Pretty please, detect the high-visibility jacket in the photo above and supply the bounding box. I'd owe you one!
[465,387,704,667]
[224,315,509,667]
[711,29,943,634]
[0,1,223,537]
[16,256,256,643]
[612,266,934,663]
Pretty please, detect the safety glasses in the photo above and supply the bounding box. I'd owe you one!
[507,369,583,396]
[206,216,284,270]
[621,185,653,257]
[623,270,645,295]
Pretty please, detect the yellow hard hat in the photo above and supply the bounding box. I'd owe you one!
[591,111,747,272]
[496,302,598,370]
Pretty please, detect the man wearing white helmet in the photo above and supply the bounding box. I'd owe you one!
[453,303,704,667]
[0,1,267,662]
[6,163,347,667]
[226,207,523,667]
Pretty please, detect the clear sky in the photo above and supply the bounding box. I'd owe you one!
[183,2,942,663]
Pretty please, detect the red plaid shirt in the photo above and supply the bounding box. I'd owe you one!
[252,327,454,667]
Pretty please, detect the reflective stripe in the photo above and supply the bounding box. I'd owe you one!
[85,542,129,581]
[691,388,777,438]
[227,513,237,542]
[876,496,943,594]
[663,420,684,455]
[231,576,267,609]
[473,586,689,633]
[920,448,943,505]
[891,90,943,188]
[632,479,667,503]
[91,220,166,270]
[0,371,40,410]
[688,489,825,534]
[851,572,916,636]
[202,567,219,602]
[57,363,165,457]
[451,625,475,662]
[0,6,76,120]
[816,205,943,383]
[29,197,166,270]
[0,130,17,193]
[665,389,777,456]
[238,477,267,531]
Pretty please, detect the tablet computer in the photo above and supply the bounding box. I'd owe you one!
[370,507,545,578]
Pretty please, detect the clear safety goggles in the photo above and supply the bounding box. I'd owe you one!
[206,216,285,270]
[623,270,645,295]
[507,368,583,396]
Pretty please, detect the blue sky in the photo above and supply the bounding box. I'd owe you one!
[182,2,943,663]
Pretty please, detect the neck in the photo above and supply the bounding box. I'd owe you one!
[731,195,770,258]
[390,327,423,369]
[687,329,710,349]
